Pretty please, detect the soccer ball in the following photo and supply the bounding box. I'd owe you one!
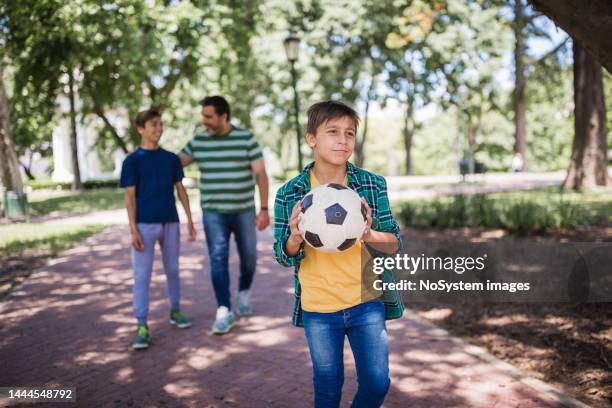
[298,183,367,252]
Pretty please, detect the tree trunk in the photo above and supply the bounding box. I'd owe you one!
[528,0,612,74]
[354,105,367,167]
[68,69,82,191]
[93,108,129,154]
[355,79,375,168]
[563,41,609,190]
[466,122,476,175]
[21,163,35,181]
[403,98,415,175]
[513,0,528,170]
[20,150,36,181]
[86,81,129,154]
[0,66,24,196]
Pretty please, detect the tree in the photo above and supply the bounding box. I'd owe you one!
[67,69,82,190]
[523,40,573,172]
[1,1,69,186]
[3,1,91,189]
[511,0,528,169]
[419,0,509,174]
[386,0,443,174]
[2,0,208,183]
[505,0,570,171]
[304,0,402,168]
[78,1,207,152]
[528,0,612,74]
[355,70,377,168]
[0,66,24,196]
[252,0,352,176]
[563,41,609,190]
[206,0,264,128]
[385,47,428,175]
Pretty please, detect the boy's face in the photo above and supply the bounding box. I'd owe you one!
[201,106,227,135]
[137,116,163,144]
[306,116,356,166]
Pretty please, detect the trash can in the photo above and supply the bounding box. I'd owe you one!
[459,159,469,177]
[3,191,28,220]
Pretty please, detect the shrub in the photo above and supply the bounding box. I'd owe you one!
[499,200,548,235]
[397,189,603,235]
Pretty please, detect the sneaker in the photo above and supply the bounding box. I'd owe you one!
[132,324,150,350]
[169,309,192,329]
[212,306,236,335]
[236,290,253,317]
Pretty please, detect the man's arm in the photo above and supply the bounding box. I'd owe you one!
[251,159,270,230]
[175,181,196,241]
[178,153,194,167]
[125,187,144,251]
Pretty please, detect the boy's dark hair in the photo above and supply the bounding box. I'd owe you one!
[134,108,161,128]
[200,95,231,121]
[306,100,360,135]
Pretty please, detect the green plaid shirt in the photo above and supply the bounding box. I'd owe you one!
[273,161,405,327]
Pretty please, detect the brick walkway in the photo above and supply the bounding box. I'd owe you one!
[0,221,587,408]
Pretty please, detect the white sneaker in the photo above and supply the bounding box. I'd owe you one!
[212,306,236,335]
[236,290,253,317]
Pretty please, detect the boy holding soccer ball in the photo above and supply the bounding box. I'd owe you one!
[273,100,404,408]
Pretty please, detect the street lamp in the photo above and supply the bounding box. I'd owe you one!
[283,32,303,172]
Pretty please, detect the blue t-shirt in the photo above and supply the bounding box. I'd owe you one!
[119,147,184,223]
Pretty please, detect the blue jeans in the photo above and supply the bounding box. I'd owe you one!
[131,222,181,325]
[303,300,390,408]
[202,209,257,310]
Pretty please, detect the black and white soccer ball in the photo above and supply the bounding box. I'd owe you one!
[298,183,367,252]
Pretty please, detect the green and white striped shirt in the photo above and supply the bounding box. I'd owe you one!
[181,125,263,213]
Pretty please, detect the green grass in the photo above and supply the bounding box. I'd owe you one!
[0,223,106,257]
[24,187,201,218]
[397,186,612,235]
[28,188,125,217]
[25,178,120,190]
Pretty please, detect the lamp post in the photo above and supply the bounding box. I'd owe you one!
[283,33,303,172]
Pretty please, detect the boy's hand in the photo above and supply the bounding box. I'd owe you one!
[360,198,373,241]
[287,200,304,246]
[187,220,196,241]
[131,230,145,251]
[256,210,270,230]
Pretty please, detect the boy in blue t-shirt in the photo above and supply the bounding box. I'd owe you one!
[120,108,196,350]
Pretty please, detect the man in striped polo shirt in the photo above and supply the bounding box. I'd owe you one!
[179,96,270,334]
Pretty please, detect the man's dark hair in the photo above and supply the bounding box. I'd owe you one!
[200,95,231,121]
[306,100,360,135]
[134,108,161,128]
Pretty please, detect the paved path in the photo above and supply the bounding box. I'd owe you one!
[384,171,566,201]
[0,217,589,408]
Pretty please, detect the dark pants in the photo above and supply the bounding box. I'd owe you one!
[202,209,257,310]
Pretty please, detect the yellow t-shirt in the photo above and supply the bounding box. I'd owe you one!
[298,171,368,312]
